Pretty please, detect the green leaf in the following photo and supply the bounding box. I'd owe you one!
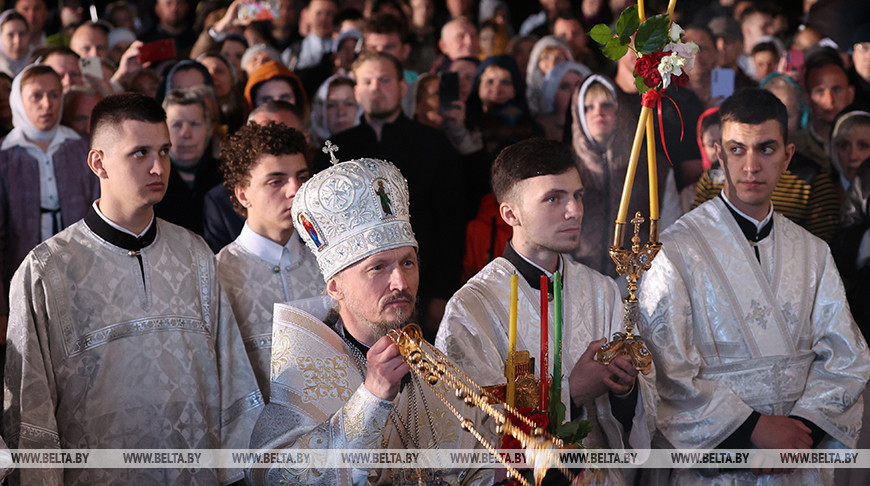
[616,5,640,43]
[635,75,650,94]
[589,24,614,45]
[634,14,671,54]
[602,38,629,61]
[557,421,579,438]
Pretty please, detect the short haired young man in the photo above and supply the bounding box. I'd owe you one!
[436,138,655,484]
[639,89,870,484]
[217,121,324,402]
[4,93,262,485]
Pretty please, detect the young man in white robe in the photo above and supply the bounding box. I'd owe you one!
[638,88,870,485]
[217,121,324,402]
[247,150,490,485]
[436,138,656,485]
[3,93,263,485]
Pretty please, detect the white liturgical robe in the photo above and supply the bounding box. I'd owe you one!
[217,226,325,401]
[4,216,264,485]
[436,255,657,485]
[638,197,870,485]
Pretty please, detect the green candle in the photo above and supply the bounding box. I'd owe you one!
[553,271,563,397]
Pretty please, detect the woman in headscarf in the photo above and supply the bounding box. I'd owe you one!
[0,10,30,78]
[310,73,360,147]
[830,110,870,190]
[0,64,98,318]
[465,54,527,131]
[525,35,573,116]
[535,60,590,140]
[197,51,246,133]
[569,74,680,277]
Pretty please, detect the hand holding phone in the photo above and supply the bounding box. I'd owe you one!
[439,71,460,113]
[137,39,176,64]
[79,56,103,81]
[710,68,735,102]
[238,0,279,22]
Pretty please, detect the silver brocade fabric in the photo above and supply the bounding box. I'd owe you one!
[3,219,264,485]
[638,198,870,485]
[435,257,658,486]
[248,296,492,486]
[217,240,325,401]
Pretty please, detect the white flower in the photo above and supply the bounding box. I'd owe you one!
[657,52,686,89]
[669,23,685,42]
[663,41,698,74]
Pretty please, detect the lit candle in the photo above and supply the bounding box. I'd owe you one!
[553,271,563,399]
[616,108,651,225]
[646,115,659,221]
[507,274,518,407]
[540,275,549,411]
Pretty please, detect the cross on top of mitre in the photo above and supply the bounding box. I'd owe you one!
[322,140,340,165]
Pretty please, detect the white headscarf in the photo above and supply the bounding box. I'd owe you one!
[11,63,63,142]
[0,10,31,77]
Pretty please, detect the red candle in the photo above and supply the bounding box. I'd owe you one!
[540,275,549,411]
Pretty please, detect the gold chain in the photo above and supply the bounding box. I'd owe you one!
[388,324,579,485]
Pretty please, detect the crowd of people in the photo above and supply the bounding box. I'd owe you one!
[1,0,870,484]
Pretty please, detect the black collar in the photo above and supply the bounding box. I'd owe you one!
[719,195,773,242]
[501,241,555,296]
[342,325,371,358]
[84,206,157,252]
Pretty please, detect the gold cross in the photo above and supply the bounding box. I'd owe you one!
[631,212,645,252]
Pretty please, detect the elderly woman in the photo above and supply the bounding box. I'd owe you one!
[0,63,98,319]
[154,89,222,236]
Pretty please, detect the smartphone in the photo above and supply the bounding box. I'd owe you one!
[784,49,805,73]
[79,56,103,80]
[137,39,176,64]
[238,0,279,22]
[439,71,460,112]
[710,67,735,101]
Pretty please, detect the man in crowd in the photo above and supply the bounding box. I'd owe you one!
[795,47,856,174]
[315,50,465,339]
[248,149,489,485]
[15,0,49,47]
[4,93,262,484]
[437,138,655,485]
[69,21,109,60]
[217,121,324,402]
[140,0,197,59]
[435,17,479,71]
[639,89,870,484]
[34,46,84,94]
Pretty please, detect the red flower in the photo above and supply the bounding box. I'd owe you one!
[672,71,689,87]
[500,407,550,450]
[635,51,665,88]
